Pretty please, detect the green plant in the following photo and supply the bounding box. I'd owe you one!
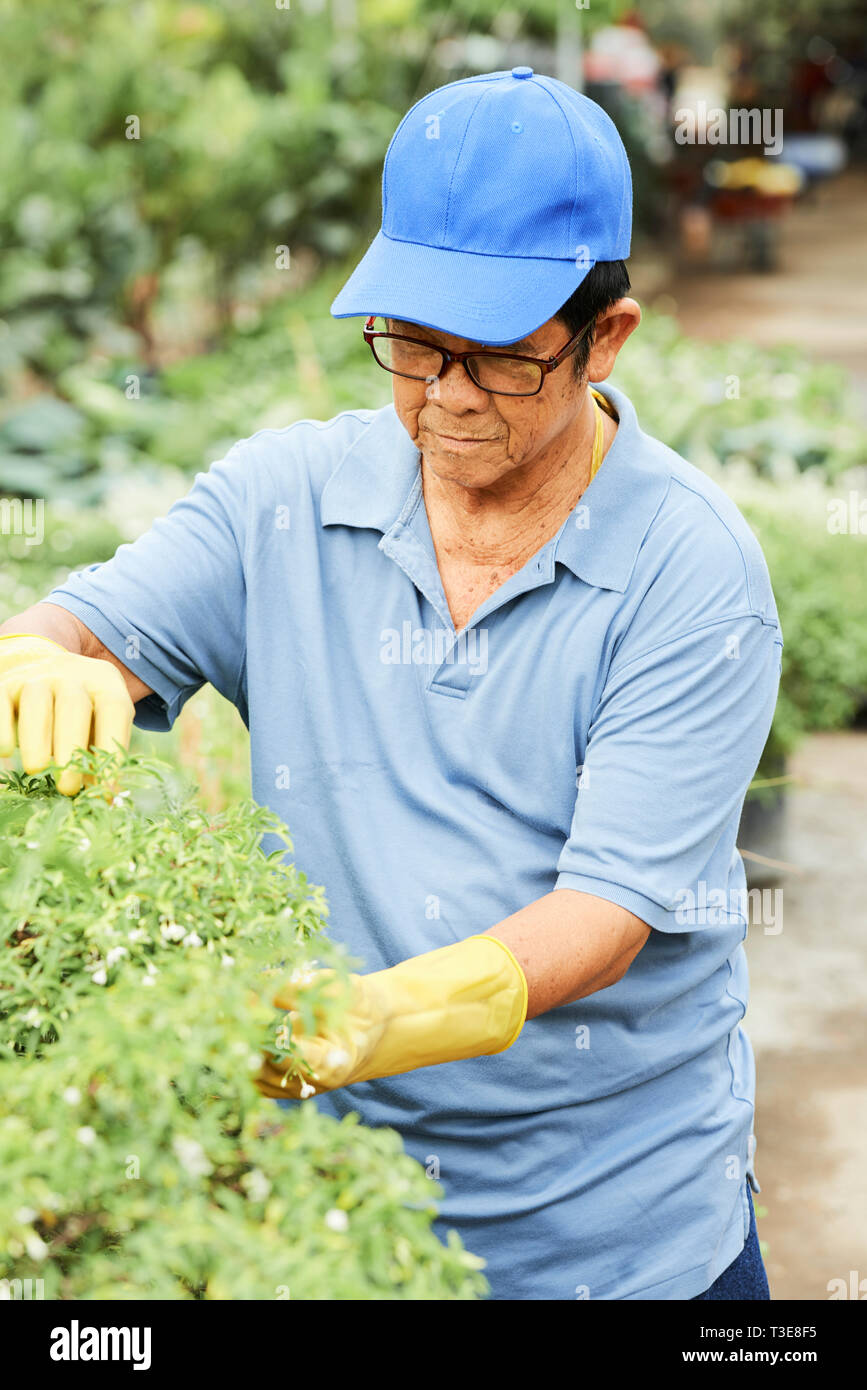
[611,313,865,486]
[609,322,867,786]
[0,750,487,1299]
[736,486,867,782]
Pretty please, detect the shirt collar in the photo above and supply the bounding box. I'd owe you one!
[549,382,672,592]
[320,406,420,533]
[320,384,671,594]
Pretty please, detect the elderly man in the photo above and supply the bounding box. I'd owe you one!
[0,69,781,1300]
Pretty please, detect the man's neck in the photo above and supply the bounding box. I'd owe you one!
[421,388,612,572]
[419,388,616,631]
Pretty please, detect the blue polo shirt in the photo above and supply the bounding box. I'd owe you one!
[43,381,783,1300]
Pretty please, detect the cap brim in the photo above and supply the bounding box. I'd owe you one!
[330,232,596,346]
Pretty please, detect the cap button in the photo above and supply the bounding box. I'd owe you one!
[511,66,533,79]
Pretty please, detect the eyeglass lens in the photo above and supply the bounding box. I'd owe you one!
[371,335,543,395]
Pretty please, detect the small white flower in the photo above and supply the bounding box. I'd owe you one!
[241,1168,271,1203]
[106,946,128,966]
[111,791,131,806]
[324,1208,349,1233]
[76,1126,96,1146]
[25,1233,49,1262]
[15,1206,38,1224]
[172,1135,213,1178]
[24,1008,42,1028]
[160,921,185,942]
[91,968,107,986]
[221,953,234,968]
[127,860,137,872]
[183,931,203,948]
[299,1079,316,1099]
[77,837,91,852]
[127,928,148,943]
[62,1087,81,1106]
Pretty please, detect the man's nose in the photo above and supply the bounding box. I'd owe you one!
[428,358,489,408]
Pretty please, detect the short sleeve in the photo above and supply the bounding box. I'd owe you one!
[554,614,783,931]
[40,448,249,732]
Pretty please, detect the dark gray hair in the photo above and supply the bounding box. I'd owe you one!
[555,260,631,376]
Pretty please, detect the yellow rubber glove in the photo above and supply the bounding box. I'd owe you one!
[255,933,529,1099]
[0,633,135,796]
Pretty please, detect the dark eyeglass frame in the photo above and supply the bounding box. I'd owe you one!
[363,315,595,397]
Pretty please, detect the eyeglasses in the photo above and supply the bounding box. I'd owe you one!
[363,315,595,397]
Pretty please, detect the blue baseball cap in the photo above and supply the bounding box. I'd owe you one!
[330,67,632,347]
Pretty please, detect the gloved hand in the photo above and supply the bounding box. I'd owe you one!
[0,633,135,796]
[255,933,528,1099]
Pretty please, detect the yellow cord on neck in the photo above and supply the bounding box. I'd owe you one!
[589,393,605,482]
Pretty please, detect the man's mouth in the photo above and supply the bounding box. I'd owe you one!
[430,432,499,450]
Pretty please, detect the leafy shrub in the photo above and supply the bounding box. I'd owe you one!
[611,313,865,486]
[611,322,867,786]
[0,752,486,1300]
[738,491,867,773]
[0,752,326,1057]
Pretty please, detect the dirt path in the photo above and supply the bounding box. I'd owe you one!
[744,730,867,1300]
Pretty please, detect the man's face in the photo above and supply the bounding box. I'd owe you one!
[388,314,587,491]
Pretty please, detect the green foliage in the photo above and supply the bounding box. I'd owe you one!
[0,1,397,356]
[0,751,487,1299]
[609,316,867,783]
[0,501,126,610]
[739,496,867,770]
[0,750,324,1057]
[0,0,628,411]
[45,267,394,486]
[611,313,865,485]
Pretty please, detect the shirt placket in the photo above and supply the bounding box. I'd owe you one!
[378,474,561,700]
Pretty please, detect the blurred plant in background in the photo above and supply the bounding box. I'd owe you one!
[611,316,867,787]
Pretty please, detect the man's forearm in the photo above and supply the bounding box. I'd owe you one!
[256,889,650,1098]
[1,605,152,704]
[0,603,86,651]
[483,889,650,1019]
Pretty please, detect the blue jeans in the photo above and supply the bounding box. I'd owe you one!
[692,1182,770,1300]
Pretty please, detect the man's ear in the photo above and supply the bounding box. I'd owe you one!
[585,298,641,381]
